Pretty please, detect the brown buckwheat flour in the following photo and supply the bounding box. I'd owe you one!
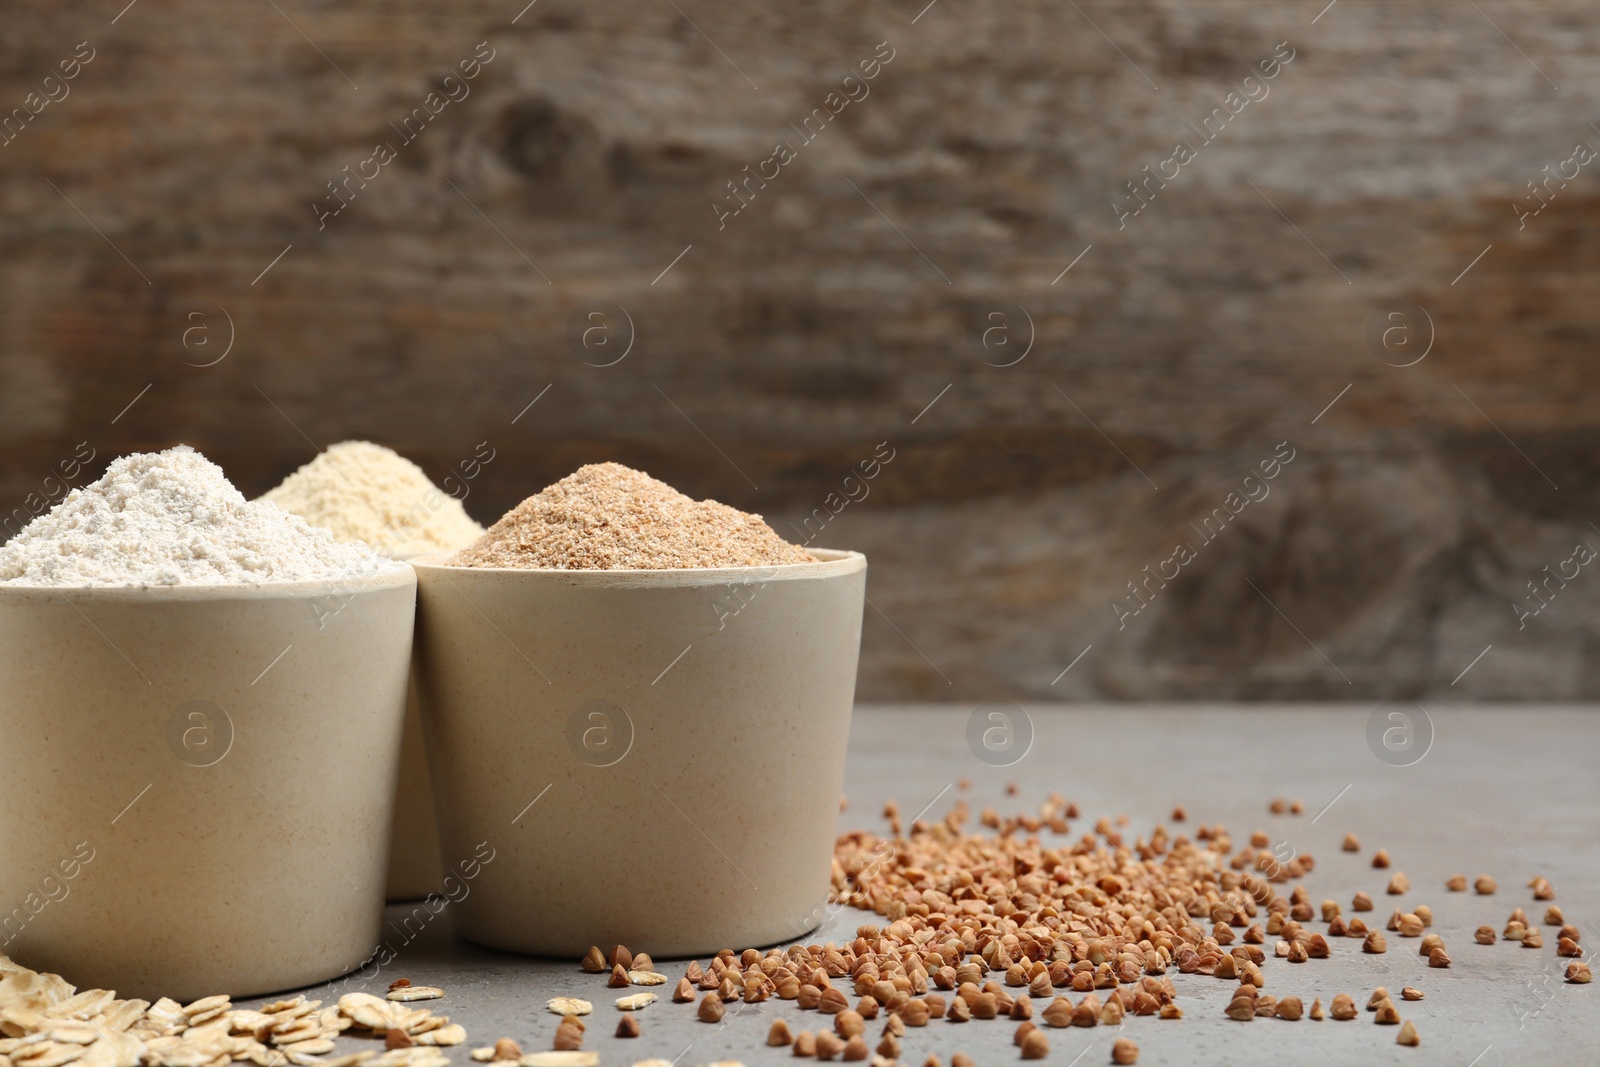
[450,463,814,570]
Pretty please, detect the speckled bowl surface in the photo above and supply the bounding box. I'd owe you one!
[385,555,446,903]
[383,671,443,902]
[409,548,866,957]
[0,566,416,1000]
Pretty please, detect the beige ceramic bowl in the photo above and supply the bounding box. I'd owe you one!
[383,673,444,901]
[384,552,446,903]
[410,548,866,957]
[0,567,416,1000]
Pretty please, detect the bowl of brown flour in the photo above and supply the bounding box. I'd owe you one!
[409,463,866,956]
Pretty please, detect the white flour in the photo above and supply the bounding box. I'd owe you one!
[0,446,403,587]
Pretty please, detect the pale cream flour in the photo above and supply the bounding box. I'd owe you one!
[261,441,484,557]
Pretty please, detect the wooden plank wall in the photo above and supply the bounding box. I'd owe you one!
[3,0,1597,700]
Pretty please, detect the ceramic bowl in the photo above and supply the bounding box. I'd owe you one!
[0,566,416,999]
[409,549,865,956]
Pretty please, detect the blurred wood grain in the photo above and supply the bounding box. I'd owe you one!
[3,0,1599,700]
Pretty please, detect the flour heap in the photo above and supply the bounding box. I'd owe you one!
[261,441,484,557]
[451,462,814,570]
[0,446,403,587]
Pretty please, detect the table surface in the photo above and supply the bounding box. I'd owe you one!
[249,705,1600,1067]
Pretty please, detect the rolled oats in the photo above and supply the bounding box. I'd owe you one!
[401,1017,444,1039]
[240,1041,278,1067]
[625,973,667,987]
[46,993,115,1023]
[43,1029,95,1048]
[280,1041,334,1058]
[269,1023,320,1047]
[222,1013,273,1039]
[518,1055,600,1067]
[368,1049,449,1067]
[317,1010,351,1036]
[146,1002,189,1034]
[183,1000,230,1021]
[335,998,391,1034]
[410,1027,465,1048]
[13,1044,83,1067]
[615,995,656,1011]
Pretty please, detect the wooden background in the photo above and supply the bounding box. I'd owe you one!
[3,0,1598,701]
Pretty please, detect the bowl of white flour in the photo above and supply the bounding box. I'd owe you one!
[0,446,416,999]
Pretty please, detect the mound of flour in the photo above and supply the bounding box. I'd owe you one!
[451,462,814,570]
[261,440,483,557]
[0,446,404,587]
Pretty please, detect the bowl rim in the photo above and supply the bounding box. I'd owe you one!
[0,561,416,601]
[408,546,867,587]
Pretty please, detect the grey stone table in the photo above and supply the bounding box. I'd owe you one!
[259,706,1600,1067]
